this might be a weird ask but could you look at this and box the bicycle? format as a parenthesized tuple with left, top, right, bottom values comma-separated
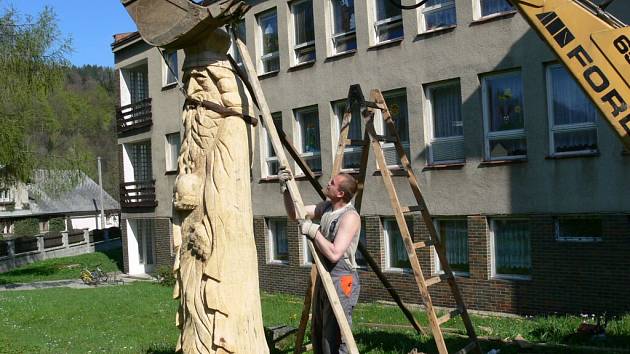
(80, 264, 109, 285)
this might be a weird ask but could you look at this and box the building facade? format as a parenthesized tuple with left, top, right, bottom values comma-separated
(112, 0, 630, 314)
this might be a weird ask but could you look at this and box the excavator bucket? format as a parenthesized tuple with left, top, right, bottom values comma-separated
(120, 0, 249, 49)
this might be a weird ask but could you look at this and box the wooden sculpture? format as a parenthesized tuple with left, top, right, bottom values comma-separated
(121, 1, 268, 353)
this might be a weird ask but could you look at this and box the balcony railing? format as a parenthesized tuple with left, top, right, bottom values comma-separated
(120, 180, 157, 209)
(116, 98, 152, 136)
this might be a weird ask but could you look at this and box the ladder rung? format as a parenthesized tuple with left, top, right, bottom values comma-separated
(364, 101, 381, 109)
(346, 139, 367, 146)
(374, 134, 398, 143)
(425, 273, 451, 287)
(437, 308, 461, 326)
(413, 240, 436, 249)
(401, 205, 423, 213)
(455, 341, 479, 354)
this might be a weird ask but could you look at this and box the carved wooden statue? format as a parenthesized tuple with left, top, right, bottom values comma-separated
(121, 1, 268, 353)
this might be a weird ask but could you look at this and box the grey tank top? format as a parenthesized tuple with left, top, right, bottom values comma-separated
(318, 201, 360, 271)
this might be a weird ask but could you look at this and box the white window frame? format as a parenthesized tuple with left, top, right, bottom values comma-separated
(261, 112, 282, 178)
(546, 64, 599, 157)
(267, 218, 289, 264)
(162, 50, 178, 87)
(481, 71, 527, 161)
(554, 216, 603, 242)
(165, 132, 180, 173)
(418, 0, 456, 33)
(472, 0, 515, 20)
(433, 218, 469, 276)
(489, 218, 531, 281)
(369, 0, 403, 45)
(383, 217, 412, 273)
(327, 0, 357, 56)
(257, 10, 280, 74)
(290, 0, 316, 66)
(294, 106, 321, 174)
(331, 100, 363, 172)
(425, 80, 464, 165)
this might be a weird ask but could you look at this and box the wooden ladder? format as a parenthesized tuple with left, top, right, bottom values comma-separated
(332, 84, 483, 354)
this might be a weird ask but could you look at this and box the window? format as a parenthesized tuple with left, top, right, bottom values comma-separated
(475, 0, 514, 19)
(425, 81, 464, 164)
(295, 106, 322, 173)
(0, 189, 12, 203)
(291, 0, 316, 64)
(434, 219, 468, 274)
(376, 89, 410, 166)
(332, 99, 363, 170)
(125, 65, 148, 104)
(257, 10, 280, 74)
(482, 71, 527, 160)
(302, 234, 314, 265)
(330, 0, 356, 54)
(162, 50, 178, 86)
(547, 65, 599, 156)
(229, 20, 246, 67)
(263, 113, 283, 177)
(372, 0, 403, 43)
(555, 217, 602, 242)
(355, 218, 368, 268)
(165, 133, 181, 172)
(267, 218, 289, 263)
(135, 219, 154, 265)
(127, 141, 152, 181)
(491, 219, 531, 278)
(383, 217, 412, 270)
(420, 0, 456, 32)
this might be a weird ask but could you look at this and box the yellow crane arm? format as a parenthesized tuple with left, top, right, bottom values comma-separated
(513, 0, 630, 149)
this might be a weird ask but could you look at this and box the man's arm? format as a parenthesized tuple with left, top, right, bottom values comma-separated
(307, 212, 360, 263)
(280, 167, 324, 221)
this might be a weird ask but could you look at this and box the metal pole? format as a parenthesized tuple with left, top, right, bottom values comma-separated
(97, 157, 105, 229)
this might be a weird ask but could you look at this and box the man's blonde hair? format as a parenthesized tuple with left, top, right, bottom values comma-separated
(337, 173, 358, 203)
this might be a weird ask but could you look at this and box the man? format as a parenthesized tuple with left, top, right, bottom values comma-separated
(279, 167, 361, 354)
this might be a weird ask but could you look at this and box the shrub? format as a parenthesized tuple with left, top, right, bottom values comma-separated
(48, 217, 66, 233)
(13, 218, 39, 237)
(156, 265, 175, 287)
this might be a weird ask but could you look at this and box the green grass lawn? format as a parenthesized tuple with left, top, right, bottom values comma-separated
(1, 253, 629, 353)
(0, 248, 123, 285)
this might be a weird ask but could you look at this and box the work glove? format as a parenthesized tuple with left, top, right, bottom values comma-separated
(278, 166, 293, 193)
(299, 219, 320, 241)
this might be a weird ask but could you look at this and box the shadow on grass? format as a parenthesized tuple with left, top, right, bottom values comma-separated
(101, 247, 124, 270)
(0, 264, 59, 285)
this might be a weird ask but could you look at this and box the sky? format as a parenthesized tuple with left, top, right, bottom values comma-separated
(3, 0, 138, 67)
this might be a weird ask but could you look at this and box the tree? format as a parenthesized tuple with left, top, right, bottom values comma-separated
(0, 6, 72, 182)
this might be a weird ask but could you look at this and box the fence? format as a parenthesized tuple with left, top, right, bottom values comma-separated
(0, 227, 122, 273)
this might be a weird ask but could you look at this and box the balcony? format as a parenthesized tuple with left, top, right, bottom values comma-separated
(120, 180, 157, 209)
(116, 98, 152, 137)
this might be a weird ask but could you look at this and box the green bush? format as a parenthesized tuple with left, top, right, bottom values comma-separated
(156, 265, 175, 287)
(13, 218, 39, 237)
(48, 217, 66, 233)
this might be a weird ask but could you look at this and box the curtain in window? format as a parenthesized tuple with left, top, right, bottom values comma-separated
(481, 0, 513, 17)
(266, 114, 282, 175)
(294, 1, 314, 45)
(494, 220, 531, 275)
(487, 74, 524, 132)
(129, 142, 152, 181)
(273, 220, 288, 260)
(424, 0, 456, 30)
(432, 84, 462, 138)
(165, 51, 178, 84)
(440, 220, 468, 272)
(333, 0, 355, 34)
(376, 0, 402, 20)
(167, 134, 180, 171)
(551, 66, 598, 126)
(129, 69, 148, 103)
(300, 110, 320, 154)
(136, 219, 154, 265)
(261, 14, 279, 54)
(386, 219, 411, 268)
